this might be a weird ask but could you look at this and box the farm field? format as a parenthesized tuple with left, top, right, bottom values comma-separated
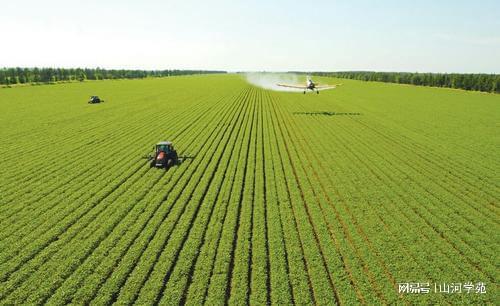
(0, 74, 498, 305)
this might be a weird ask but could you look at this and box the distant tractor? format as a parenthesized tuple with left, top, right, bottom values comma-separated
(148, 141, 179, 169)
(88, 96, 104, 104)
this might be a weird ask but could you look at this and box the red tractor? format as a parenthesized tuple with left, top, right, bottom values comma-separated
(148, 141, 178, 169)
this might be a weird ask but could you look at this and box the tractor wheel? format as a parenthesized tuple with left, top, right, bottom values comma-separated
(172, 152, 179, 165)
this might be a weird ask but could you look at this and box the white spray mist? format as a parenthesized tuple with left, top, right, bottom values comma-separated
(244, 72, 304, 92)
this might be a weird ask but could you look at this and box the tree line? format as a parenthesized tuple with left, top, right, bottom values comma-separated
(307, 71, 499, 93)
(0, 67, 226, 85)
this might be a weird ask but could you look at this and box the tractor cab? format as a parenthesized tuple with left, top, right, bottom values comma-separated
(149, 141, 178, 169)
(156, 141, 174, 154)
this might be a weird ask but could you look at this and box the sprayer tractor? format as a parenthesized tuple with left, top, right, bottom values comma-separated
(147, 141, 178, 169)
(88, 96, 104, 104)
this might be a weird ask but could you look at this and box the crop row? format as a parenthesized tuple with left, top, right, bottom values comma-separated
(0, 80, 246, 302)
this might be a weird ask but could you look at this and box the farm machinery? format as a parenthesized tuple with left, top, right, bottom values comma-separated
(88, 96, 104, 104)
(146, 141, 179, 169)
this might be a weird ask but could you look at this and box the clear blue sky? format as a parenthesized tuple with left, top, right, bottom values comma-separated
(1, 0, 499, 73)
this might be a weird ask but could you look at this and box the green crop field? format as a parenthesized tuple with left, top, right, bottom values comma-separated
(0, 74, 498, 305)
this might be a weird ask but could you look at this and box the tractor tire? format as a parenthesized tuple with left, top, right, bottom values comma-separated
(173, 153, 178, 164)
